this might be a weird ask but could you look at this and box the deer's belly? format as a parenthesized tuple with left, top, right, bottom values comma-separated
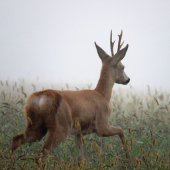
(70, 120, 97, 135)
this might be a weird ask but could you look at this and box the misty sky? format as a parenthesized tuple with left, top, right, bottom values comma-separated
(0, 1, 170, 92)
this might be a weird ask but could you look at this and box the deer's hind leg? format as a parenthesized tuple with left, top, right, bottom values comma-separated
(40, 101, 72, 160)
(11, 117, 47, 153)
(40, 127, 68, 160)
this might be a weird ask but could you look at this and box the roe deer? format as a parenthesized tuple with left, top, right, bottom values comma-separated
(11, 30, 130, 161)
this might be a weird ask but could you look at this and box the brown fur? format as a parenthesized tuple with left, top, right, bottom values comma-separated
(11, 31, 131, 161)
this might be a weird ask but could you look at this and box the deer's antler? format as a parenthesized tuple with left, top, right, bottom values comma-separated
(117, 30, 124, 52)
(110, 30, 124, 57)
(110, 30, 115, 57)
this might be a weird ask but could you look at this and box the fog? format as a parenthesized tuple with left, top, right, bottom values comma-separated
(1, 1, 170, 92)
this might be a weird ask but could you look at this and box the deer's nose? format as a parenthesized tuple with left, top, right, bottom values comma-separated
(126, 78, 130, 84)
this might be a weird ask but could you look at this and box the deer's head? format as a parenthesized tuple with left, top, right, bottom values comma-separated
(95, 30, 130, 85)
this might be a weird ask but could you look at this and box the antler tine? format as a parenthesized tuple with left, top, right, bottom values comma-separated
(110, 30, 115, 57)
(117, 30, 124, 52)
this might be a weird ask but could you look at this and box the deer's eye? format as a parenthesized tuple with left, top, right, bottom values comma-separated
(122, 66, 125, 70)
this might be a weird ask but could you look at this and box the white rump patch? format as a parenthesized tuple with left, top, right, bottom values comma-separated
(39, 97, 45, 107)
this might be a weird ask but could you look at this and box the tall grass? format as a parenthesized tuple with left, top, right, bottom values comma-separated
(0, 79, 170, 169)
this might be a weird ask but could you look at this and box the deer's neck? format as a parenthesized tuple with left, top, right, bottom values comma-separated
(94, 65, 115, 102)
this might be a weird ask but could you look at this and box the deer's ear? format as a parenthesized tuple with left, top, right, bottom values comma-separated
(111, 44, 129, 66)
(95, 42, 109, 62)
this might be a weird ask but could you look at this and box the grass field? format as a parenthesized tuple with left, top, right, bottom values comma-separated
(0, 79, 170, 169)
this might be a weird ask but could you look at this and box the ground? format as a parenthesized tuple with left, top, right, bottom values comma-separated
(0, 80, 170, 169)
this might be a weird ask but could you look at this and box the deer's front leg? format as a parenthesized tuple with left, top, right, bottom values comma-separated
(96, 125, 130, 159)
(75, 134, 84, 161)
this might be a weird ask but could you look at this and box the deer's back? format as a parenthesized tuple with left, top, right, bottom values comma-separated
(57, 89, 109, 114)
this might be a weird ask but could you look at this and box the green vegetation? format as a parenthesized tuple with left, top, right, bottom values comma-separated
(0, 80, 170, 169)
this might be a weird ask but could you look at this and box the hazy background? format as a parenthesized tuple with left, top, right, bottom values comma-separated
(0, 0, 170, 92)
